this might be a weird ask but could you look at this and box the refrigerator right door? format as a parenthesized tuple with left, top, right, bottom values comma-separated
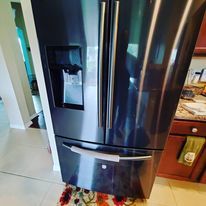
(106, 0, 206, 149)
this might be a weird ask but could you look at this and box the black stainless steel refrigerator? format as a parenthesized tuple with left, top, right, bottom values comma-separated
(31, 0, 206, 198)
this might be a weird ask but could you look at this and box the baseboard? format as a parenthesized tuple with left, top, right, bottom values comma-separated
(10, 120, 33, 129)
(30, 113, 39, 120)
(10, 124, 26, 129)
(25, 120, 33, 128)
(53, 163, 61, 172)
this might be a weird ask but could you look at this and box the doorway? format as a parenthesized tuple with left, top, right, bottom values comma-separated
(11, 2, 46, 129)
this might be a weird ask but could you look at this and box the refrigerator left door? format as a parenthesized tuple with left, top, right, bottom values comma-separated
(31, 0, 109, 143)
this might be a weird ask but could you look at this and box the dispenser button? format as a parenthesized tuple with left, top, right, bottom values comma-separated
(102, 164, 107, 169)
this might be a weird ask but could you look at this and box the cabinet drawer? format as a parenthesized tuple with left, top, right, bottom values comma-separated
(170, 120, 206, 136)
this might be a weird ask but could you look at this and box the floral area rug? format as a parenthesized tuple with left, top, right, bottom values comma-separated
(57, 184, 146, 206)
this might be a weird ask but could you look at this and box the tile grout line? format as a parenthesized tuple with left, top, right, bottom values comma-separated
(39, 182, 53, 206)
(167, 180, 179, 206)
(0, 170, 65, 186)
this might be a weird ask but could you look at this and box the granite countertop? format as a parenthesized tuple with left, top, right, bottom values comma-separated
(175, 95, 206, 122)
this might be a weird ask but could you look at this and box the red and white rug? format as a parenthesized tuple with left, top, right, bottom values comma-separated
(57, 184, 145, 206)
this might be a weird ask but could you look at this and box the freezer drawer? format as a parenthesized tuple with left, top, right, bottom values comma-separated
(56, 136, 162, 198)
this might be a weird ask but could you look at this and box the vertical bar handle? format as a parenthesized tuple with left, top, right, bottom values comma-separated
(107, 1, 120, 129)
(98, 2, 106, 127)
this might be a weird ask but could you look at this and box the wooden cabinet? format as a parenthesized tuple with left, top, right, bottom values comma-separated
(191, 146, 206, 182)
(157, 119, 206, 182)
(194, 12, 206, 55)
(200, 170, 206, 183)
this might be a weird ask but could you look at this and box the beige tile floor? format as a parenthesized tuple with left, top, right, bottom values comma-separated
(0, 100, 206, 205)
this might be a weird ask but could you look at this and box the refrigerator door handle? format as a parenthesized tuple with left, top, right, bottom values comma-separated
(107, 1, 120, 129)
(62, 144, 152, 162)
(119, 156, 152, 161)
(98, 2, 106, 127)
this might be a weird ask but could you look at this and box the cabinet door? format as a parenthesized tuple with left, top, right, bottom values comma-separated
(191, 146, 206, 182)
(200, 170, 206, 183)
(194, 12, 206, 55)
(158, 135, 201, 179)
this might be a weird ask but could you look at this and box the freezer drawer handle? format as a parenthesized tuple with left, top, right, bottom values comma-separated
(107, 1, 120, 129)
(98, 2, 106, 127)
(62, 144, 152, 162)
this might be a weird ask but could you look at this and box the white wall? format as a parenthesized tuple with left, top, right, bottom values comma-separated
(189, 57, 206, 71)
(21, 0, 60, 171)
(0, 0, 33, 129)
(185, 56, 206, 84)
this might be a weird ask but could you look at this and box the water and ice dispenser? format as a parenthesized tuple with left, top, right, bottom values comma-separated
(46, 46, 84, 110)
(63, 64, 83, 106)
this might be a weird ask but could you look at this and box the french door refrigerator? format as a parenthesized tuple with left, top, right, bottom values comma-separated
(31, 0, 206, 198)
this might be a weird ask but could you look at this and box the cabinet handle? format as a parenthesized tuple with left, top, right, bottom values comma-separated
(192, 127, 198, 133)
